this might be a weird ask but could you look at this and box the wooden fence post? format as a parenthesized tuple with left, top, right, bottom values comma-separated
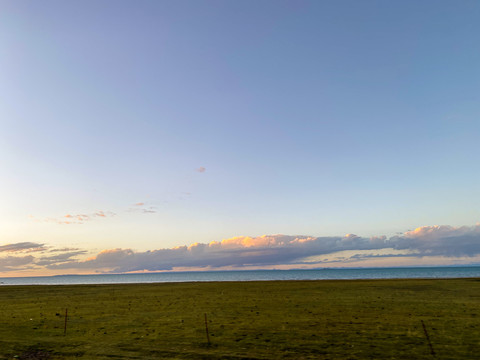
(421, 320, 435, 357)
(204, 313, 211, 345)
(64, 308, 68, 335)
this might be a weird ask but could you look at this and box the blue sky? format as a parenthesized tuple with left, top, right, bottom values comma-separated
(1, 1, 480, 275)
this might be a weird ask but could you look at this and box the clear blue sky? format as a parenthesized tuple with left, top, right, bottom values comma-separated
(1, 1, 479, 275)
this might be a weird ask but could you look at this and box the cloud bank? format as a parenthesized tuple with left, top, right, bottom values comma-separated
(2, 224, 480, 275)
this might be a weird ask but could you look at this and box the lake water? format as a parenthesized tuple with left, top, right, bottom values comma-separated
(1, 266, 480, 285)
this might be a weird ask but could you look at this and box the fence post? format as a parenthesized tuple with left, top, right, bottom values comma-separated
(421, 320, 435, 356)
(64, 308, 68, 335)
(204, 313, 211, 345)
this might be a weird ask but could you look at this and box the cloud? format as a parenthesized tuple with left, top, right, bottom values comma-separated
(49, 247, 81, 252)
(390, 225, 480, 257)
(43, 234, 376, 272)
(196, 167, 206, 173)
(31, 211, 115, 225)
(64, 214, 90, 221)
(0, 242, 46, 253)
(129, 202, 157, 214)
(36, 250, 88, 266)
(0, 256, 35, 271)
(142, 207, 157, 213)
(44, 224, 480, 273)
(4, 224, 480, 275)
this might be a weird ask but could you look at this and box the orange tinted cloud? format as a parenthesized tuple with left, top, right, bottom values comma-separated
(30, 210, 114, 225)
(404, 225, 474, 239)
(5, 223, 480, 275)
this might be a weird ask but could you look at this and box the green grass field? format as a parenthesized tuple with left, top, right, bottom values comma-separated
(0, 278, 479, 359)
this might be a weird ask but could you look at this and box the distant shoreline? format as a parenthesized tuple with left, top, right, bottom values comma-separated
(2, 266, 480, 286)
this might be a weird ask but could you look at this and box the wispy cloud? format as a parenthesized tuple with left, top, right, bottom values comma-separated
(196, 166, 206, 173)
(36, 250, 88, 266)
(49, 247, 81, 252)
(129, 202, 157, 214)
(0, 242, 46, 253)
(30, 211, 115, 225)
(141, 208, 157, 213)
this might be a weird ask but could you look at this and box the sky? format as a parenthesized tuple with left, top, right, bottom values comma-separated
(1, 0, 480, 276)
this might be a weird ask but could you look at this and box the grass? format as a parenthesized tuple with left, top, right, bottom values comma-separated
(0, 278, 479, 359)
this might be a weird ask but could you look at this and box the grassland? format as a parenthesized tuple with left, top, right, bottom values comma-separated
(0, 278, 479, 359)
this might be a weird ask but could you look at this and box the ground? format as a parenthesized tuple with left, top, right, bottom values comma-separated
(0, 278, 478, 359)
